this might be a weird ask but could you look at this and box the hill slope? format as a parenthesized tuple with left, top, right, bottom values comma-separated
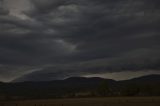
(0, 74, 160, 100)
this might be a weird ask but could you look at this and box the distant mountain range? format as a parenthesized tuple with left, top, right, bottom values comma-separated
(121, 74, 160, 83)
(0, 74, 160, 100)
(12, 74, 160, 84)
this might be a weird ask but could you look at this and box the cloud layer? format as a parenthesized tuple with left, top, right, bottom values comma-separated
(0, 0, 160, 82)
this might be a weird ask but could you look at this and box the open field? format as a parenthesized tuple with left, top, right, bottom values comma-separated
(0, 97, 160, 106)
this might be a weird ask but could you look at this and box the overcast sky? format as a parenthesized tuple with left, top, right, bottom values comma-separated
(0, 0, 160, 82)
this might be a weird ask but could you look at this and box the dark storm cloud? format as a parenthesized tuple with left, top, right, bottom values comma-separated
(0, 0, 160, 81)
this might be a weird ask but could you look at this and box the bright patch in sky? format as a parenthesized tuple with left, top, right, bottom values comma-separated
(83, 70, 160, 81)
(4, 0, 33, 20)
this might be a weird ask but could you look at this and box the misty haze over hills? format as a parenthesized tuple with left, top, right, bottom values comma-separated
(12, 70, 160, 82)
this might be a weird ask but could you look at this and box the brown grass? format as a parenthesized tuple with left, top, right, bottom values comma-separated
(1, 97, 160, 106)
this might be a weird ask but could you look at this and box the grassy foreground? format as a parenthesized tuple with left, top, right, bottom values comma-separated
(0, 97, 160, 106)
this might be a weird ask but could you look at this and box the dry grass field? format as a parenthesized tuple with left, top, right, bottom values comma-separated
(0, 97, 160, 106)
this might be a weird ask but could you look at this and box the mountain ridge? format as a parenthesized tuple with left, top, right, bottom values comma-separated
(0, 74, 160, 99)
(11, 74, 160, 83)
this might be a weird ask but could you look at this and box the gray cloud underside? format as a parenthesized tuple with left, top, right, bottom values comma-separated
(0, 0, 160, 82)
